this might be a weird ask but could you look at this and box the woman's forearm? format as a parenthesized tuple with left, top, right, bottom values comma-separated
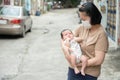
(87, 51, 105, 67)
(61, 39, 72, 66)
(62, 46, 71, 64)
(65, 54, 71, 64)
(77, 58, 101, 67)
(87, 58, 98, 66)
(74, 37, 83, 43)
(77, 51, 105, 67)
(61, 45, 73, 66)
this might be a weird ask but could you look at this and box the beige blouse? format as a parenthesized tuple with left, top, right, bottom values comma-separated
(74, 24, 109, 77)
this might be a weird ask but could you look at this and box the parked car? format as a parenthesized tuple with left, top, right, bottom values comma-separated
(52, 4, 62, 9)
(0, 5, 32, 37)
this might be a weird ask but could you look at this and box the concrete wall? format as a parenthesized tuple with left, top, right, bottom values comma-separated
(94, 0, 107, 28)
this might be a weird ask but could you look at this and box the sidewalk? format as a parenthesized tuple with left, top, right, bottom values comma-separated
(108, 37, 116, 49)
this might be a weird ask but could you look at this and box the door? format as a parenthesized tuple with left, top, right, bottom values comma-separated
(23, 8, 32, 31)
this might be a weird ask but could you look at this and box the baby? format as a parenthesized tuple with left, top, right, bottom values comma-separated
(61, 29, 88, 75)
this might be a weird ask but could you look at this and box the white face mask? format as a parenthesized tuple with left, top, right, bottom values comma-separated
(82, 20, 92, 29)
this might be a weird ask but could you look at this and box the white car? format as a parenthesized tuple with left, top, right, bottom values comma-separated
(0, 5, 32, 37)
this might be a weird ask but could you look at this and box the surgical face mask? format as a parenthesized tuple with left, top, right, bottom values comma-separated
(82, 20, 92, 29)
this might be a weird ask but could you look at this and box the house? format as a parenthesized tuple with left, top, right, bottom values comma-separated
(0, 0, 48, 15)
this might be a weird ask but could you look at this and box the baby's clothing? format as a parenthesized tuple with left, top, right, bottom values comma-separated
(64, 39, 82, 63)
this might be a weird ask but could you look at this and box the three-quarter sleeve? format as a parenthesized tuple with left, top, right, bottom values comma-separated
(95, 31, 109, 53)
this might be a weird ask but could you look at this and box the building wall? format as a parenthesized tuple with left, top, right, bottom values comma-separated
(95, 0, 120, 48)
(94, 0, 107, 28)
(31, 0, 48, 15)
(1, 0, 25, 6)
(0, 0, 47, 15)
(0, 0, 3, 5)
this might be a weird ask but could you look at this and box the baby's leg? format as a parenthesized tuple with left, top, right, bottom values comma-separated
(70, 54, 80, 74)
(80, 55, 88, 76)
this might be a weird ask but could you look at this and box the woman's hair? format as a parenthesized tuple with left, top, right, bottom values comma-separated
(79, 2, 102, 25)
(60, 29, 72, 39)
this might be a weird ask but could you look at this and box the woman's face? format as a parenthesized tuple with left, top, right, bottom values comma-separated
(79, 12, 90, 21)
(79, 12, 92, 29)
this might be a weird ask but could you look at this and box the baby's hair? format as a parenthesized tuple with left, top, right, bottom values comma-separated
(60, 29, 73, 39)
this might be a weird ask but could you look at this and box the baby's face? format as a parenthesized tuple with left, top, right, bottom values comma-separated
(62, 30, 74, 40)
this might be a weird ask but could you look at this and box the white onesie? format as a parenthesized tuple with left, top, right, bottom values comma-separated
(70, 39, 82, 63)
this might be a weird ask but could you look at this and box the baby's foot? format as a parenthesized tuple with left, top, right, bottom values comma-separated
(74, 67, 80, 74)
(81, 70, 85, 76)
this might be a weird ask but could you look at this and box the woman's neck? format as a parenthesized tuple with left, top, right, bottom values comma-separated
(89, 24, 101, 32)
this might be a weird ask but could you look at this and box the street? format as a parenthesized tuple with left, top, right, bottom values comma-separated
(0, 8, 120, 80)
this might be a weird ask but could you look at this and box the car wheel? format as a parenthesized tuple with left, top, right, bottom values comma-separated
(28, 21, 32, 32)
(20, 27, 25, 37)
(28, 27, 32, 32)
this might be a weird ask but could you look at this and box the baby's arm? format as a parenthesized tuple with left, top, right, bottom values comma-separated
(64, 39, 73, 53)
(64, 38, 71, 47)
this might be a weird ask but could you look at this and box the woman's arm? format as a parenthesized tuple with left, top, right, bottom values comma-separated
(87, 31, 108, 66)
(77, 31, 108, 67)
(87, 50, 105, 66)
(77, 51, 106, 67)
(74, 37, 83, 43)
(61, 39, 71, 65)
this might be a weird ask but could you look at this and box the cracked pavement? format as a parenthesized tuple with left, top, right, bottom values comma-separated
(0, 8, 120, 80)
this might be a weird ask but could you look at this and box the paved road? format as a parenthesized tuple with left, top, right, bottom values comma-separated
(0, 8, 120, 80)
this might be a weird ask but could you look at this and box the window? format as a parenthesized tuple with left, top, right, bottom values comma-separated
(4, 0, 10, 5)
(0, 7, 20, 17)
(0, 0, 3, 5)
(23, 8, 28, 16)
(14, 0, 20, 6)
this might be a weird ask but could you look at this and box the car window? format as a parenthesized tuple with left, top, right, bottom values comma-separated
(0, 7, 2, 11)
(23, 8, 28, 16)
(0, 6, 20, 16)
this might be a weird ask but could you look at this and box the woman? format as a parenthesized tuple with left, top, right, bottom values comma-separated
(61, 2, 109, 80)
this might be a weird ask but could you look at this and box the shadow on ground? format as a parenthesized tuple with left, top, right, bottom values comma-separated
(0, 35, 20, 39)
(108, 48, 120, 72)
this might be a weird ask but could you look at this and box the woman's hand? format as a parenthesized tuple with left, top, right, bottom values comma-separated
(61, 39, 72, 66)
(61, 39, 67, 50)
(60, 39, 69, 55)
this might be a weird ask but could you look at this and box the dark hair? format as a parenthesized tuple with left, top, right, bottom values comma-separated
(60, 29, 72, 39)
(79, 2, 102, 25)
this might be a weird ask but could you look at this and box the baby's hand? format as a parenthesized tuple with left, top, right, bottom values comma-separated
(68, 48, 73, 53)
(64, 38, 70, 47)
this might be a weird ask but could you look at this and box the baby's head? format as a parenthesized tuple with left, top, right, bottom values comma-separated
(61, 29, 74, 40)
